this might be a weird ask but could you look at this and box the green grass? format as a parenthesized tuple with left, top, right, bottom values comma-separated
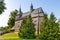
(1, 32, 19, 40)
(0, 31, 39, 40)
(1, 32, 60, 40)
(0, 32, 40, 40)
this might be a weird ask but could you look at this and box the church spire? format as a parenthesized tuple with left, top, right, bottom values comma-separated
(19, 6, 23, 18)
(30, 3, 33, 12)
(19, 6, 22, 13)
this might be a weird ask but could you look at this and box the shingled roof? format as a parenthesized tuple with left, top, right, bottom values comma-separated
(15, 7, 44, 21)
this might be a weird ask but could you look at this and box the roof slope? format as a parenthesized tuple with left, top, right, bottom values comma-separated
(15, 7, 44, 21)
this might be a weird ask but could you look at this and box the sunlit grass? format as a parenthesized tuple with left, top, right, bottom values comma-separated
(1, 32, 60, 40)
(1, 32, 19, 39)
(0, 32, 40, 40)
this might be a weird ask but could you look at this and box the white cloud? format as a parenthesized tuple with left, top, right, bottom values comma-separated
(0, 0, 11, 27)
(0, 0, 20, 27)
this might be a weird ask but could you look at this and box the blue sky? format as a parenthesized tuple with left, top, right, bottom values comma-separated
(0, 0, 60, 27)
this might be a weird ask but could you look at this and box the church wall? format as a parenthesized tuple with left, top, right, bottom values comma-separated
(14, 6, 44, 32)
(32, 17, 39, 33)
(39, 16, 44, 33)
(14, 16, 44, 32)
(14, 20, 22, 32)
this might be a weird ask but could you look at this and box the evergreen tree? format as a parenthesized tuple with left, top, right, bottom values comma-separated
(40, 13, 59, 40)
(48, 12, 59, 40)
(40, 14, 49, 40)
(18, 15, 35, 39)
(0, 0, 6, 14)
(57, 19, 60, 32)
(57, 19, 60, 40)
(8, 9, 18, 28)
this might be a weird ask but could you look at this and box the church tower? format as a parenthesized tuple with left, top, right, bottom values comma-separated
(30, 3, 33, 12)
(19, 6, 23, 18)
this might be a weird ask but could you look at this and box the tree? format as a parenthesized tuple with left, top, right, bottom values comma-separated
(48, 13, 59, 40)
(57, 19, 60, 40)
(18, 15, 35, 39)
(0, 27, 4, 31)
(8, 9, 18, 28)
(0, 26, 10, 35)
(3, 26, 10, 33)
(40, 13, 59, 40)
(57, 19, 60, 32)
(0, 0, 6, 14)
(40, 14, 49, 40)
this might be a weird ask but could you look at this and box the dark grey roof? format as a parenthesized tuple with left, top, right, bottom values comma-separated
(15, 12, 30, 21)
(22, 12, 30, 17)
(15, 7, 44, 21)
(31, 7, 44, 17)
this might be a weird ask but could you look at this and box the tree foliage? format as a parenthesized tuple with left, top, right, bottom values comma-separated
(8, 9, 18, 28)
(57, 19, 60, 32)
(48, 13, 59, 40)
(40, 13, 59, 40)
(40, 14, 48, 40)
(0, 0, 6, 14)
(0, 26, 10, 34)
(0, 27, 4, 31)
(18, 15, 35, 39)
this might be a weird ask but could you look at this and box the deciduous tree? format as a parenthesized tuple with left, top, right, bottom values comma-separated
(0, 0, 6, 14)
(8, 9, 18, 28)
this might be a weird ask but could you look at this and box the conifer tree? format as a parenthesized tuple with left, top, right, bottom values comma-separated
(40, 14, 49, 40)
(57, 19, 60, 32)
(18, 15, 35, 39)
(48, 12, 59, 40)
(40, 13, 59, 40)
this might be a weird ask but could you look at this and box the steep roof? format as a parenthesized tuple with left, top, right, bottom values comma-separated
(15, 7, 44, 21)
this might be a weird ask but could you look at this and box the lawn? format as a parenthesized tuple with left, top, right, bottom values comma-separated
(1, 32, 19, 40)
(1, 32, 60, 40)
(0, 32, 40, 40)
